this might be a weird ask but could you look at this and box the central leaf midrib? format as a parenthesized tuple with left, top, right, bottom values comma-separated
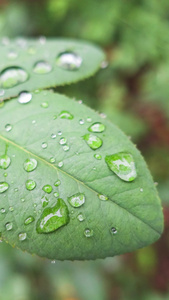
(0, 134, 161, 236)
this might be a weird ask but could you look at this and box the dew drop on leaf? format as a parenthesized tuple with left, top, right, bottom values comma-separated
(58, 161, 63, 168)
(54, 192, 59, 198)
(56, 51, 82, 71)
(5, 124, 12, 132)
(68, 193, 85, 208)
(41, 142, 48, 149)
(77, 213, 84, 222)
(49, 157, 55, 163)
(84, 228, 93, 238)
(0, 208, 5, 214)
(36, 198, 70, 233)
(59, 137, 67, 145)
(98, 194, 108, 201)
(88, 122, 105, 133)
(9, 206, 14, 212)
(105, 152, 137, 182)
(58, 131, 62, 136)
(3, 172, 8, 177)
(0, 182, 9, 193)
(110, 227, 117, 234)
(42, 185, 53, 194)
(33, 61, 52, 74)
(0, 67, 29, 88)
(94, 153, 102, 160)
(25, 179, 36, 191)
(18, 232, 27, 241)
(51, 133, 56, 139)
(41, 196, 49, 208)
(7, 50, 18, 60)
(41, 102, 49, 108)
(24, 216, 35, 225)
(83, 134, 103, 150)
(18, 91, 32, 104)
(63, 145, 69, 152)
(54, 180, 61, 187)
(5, 222, 13, 231)
(24, 158, 37, 172)
(79, 119, 84, 125)
(59, 111, 74, 120)
(0, 154, 11, 170)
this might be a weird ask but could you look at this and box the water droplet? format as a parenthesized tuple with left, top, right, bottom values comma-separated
(78, 100, 83, 104)
(42, 184, 52, 194)
(18, 91, 32, 104)
(77, 213, 84, 222)
(87, 117, 92, 123)
(105, 152, 137, 182)
(3, 172, 8, 177)
(8, 50, 18, 60)
(110, 227, 117, 234)
(59, 111, 74, 120)
(21, 198, 25, 202)
(18, 232, 27, 241)
(140, 188, 143, 192)
(100, 61, 108, 69)
(58, 161, 63, 168)
(41, 196, 49, 208)
(5, 222, 13, 231)
(0, 67, 29, 89)
(88, 122, 105, 133)
(84, 228, 93, 238)
(94, 154, 102, 160)
(59, 137, 67, 145)
(54, 192, 59, 198)
(0, 182, 9, 193)
(25, 180, 36, 191)
(9, 206, 14, 212)
(33, 61, 52, 74)
(98, 194, 108, 201)
(51, 133, 56, 139)
(51, 260, 56, 264)
(24, 216, 35, 225)
(0, 154, 11, 169)
(32, 120, 36, 124)
(63, 145, 69, 152)
(0, 208, 6, 214)
(54, 180, 61, 187)
(50, 157, 55, 163)
(58, 131, 62, 136)
(24, 158, 37, 172)
(41, 142, 48, 149)
(36, 198, 70, 233)
(79, 119, 84, 125)
(5, 124, 12, 132)
(56, 51, 82, 70)
(68, 193, 85, 208)
(14, 188, 18, 192)
(83, 134, 103, 150)
(41, 102, 49, 108)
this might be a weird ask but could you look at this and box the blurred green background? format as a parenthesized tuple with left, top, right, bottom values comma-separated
(0, 0, 169, 299)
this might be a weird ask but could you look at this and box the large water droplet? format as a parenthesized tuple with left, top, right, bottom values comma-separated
(18, 91, 32, 104)
(84, 228, 93, 238)
(33, 61, 52, 74)
(25, 180, 36, 191)
(5, 124, 12, 132)
(24, 158, 37, 172)
(105, 152, 137, 182)
(41, 196, 49, 208)
(0, 154, 11, 170)
(24, 216, 35, 225)
(0, 67, 29, 88)
(0, 182, 9, 193)
(83, 134, 103, 150)
(42, 184, 52, 194)
(56, 52, 82, 71)
(18, 232, 27, 241)
(5, 222, 13, 231)
(59, 111, 74, 120)
(88, 122, 105, 133)
(68, 193, 85, 208)
(36, 198, 69, 233)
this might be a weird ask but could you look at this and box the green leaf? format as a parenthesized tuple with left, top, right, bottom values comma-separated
(0, 38, 104, 101)
(0, 90, 163, 260)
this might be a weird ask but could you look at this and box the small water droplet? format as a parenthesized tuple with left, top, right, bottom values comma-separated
(41, 142, 48, 149)
(140, 188, 143, 192)
(77, 213, 84, 222)
(41, 196, 49, 208)
(50, 157, 55, 163)
(110, 227, 117, 234)
(54, 180, 61, 187)
(100, 61, 108, 69)
(39, 36, 46, 45)
(59, 111, 74, 120)
(18, 232, 27, 241)
(36, 198, 70, 233)
(32, 120, 36, 124)
(98, 194, 108, 201)
(59, 137, 67, 145)
(51, 260, 56, 264)
(68, 193, 85, 208)
(5, 222, 13, 231)
(24, 216, 35, 225)
(3, 172, 8, 177)
(83, 134, 103, 150)
(54, 192, 59, 198)
(9, 206, 14, 212)
(94, 154, 102, 160)
(56, 51, 82, 70)
(63, 145, 69, 152)
(51, 133, 56, 139)
(42, 184, 52, 194)
(87, 117, 92, 123)
(58, 161, 63, 168)
(88, 122, 105, 133)
(18, 91, 32, 104)
(33, 61, 52, 74)
(79, 119, 84, 125)
(58, 131, 62, 136)
(84, 228, 93, 238)
(41, 102, 49, 108)
(0, 89, 5, 96)
(78, 100, 83, 104)
(0, 208, 6, 214)
(0, 154, 11, 169)
(25, 180, 36, 191)
(24, 158, 37, 172)
(5, 124, 12, 132)
(21, 198, 25, 202)
(8, 50, 18, 60)
(0, 182, 9, 193)
(14, 188, 18, 192)
(105, 152, 137, 182)
(0, 67, 29, 89)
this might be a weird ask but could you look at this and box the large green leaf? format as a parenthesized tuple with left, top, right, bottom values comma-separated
(0, 38, 104, 101)
(0, 90, 163, 260)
